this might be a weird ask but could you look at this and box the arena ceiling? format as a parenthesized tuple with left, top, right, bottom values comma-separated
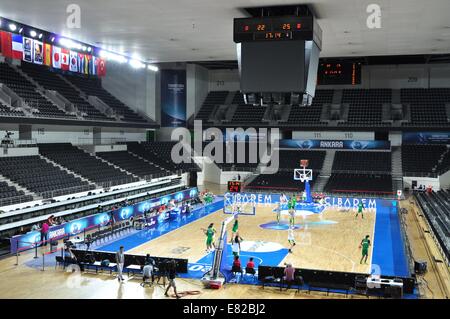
(0, 0, 449, 63)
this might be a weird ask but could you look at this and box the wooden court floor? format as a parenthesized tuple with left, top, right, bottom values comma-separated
(128, 204, 375, 274)
(0, 192, 448, 299)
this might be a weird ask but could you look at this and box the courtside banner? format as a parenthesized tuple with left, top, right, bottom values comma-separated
(10, 188, 198, 253)
(161, 69, 186, 127)
(279, 139, 391, 150)
(223, 192, 392, 210)
(402, 132, 450, 144)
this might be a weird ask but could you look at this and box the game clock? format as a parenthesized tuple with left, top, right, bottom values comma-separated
(227, 181, 242, 193)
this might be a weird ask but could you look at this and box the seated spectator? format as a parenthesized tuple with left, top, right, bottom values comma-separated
(47, 215, 56, 225)
(283, 263, 295, 290)
(31, 223, 40, 231)
(246, 257, 255, 270)
(232, 255, 241, 269)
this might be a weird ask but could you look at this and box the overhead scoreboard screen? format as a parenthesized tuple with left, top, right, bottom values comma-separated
(318, 62, 362, 85)
(234, 16, 315, 43)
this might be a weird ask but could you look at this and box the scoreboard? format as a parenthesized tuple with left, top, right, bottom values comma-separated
(317, 62, 362, 85)
(234, 16, 317, 44)
(227, 181, 242, 193)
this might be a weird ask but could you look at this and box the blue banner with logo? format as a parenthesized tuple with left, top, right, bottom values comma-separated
(402, 132, 450, 144)
(161, 69, 186, 127)
(279, 139, 390, 150)
(10, 188, 198, 253)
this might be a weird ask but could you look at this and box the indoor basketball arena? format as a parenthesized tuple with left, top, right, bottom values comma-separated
(0, 0, 449, 306)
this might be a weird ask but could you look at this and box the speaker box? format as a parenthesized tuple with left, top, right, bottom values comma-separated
(414, 260, 427, 275)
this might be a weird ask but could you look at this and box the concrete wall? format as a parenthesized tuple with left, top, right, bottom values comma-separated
(187, 64, 209, 119)
(102, 61, 157, 120)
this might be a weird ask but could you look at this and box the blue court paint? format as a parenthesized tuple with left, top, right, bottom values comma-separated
(196, 245, 289, 268)
(96, 199, 224, 253)
(371, 200, 410, 277)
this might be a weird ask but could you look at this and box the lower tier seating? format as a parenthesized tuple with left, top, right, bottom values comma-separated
(38, 143, 139, 186)
(96, 151, 168, 179)
(247, 171, 319, 192)
(0, 156, 94, 198)
(324, 173, 393, 194)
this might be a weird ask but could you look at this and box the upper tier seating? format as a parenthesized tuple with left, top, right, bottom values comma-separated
(127, 142, 200, 173)
(0, 181, 33, 205)
(276, 150, 326, 170)
(0, 156, 94, 198)
(63, 74, 151, 123)
(0, 63, 75, 119)
(415, 191, 450, 262)
(213, 141, 261, 171)
(38, 143, 138, 186)
(339, 89, 391, 126)
(96, 151, 168, 179)
(401, 88, 450, 126)
(311, 89, 334, 106)
(285, 106, 324, 125)
(332, 151, 392, 173)
(231, 105, 267, 124)
(20, 63, 112, 121)
(195, 91, 229, 121)
(324, 173, 393, 194)
(402, 144, 450, 176)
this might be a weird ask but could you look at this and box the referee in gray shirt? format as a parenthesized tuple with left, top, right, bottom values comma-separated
(116, 246, 125, 282)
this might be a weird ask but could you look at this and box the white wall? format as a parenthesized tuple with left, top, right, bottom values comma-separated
(209, 69, 240, 91)
(403, 176, 440, 191)
(102, 61, 157, 120)
(207, 63, 450, 91)
(187, 64, 209, 119)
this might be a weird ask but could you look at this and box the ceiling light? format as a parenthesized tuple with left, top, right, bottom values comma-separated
(51, 36, 55, 42)
(147, 64, 159, 72)
(129, 59, 145, 69)
(8, 23, 17, 31)
(87, 47, 92, 52)
(99, 50, 127, 63)
(18, 28, 23, 33)
(38, 33, 43, 39)
(30, 30, 37, 37)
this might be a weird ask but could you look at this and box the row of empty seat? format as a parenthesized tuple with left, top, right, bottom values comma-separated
(0, 156, 94, 198)
(415, 191, 450, 262)
(0, 62, 155, 125)
(38, 143, 138, 186)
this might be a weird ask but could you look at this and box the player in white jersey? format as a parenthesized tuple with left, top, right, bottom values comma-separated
(288, 226, 296, 253)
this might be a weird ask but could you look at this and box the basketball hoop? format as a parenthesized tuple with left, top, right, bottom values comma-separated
(294, 159, 313, 182)
(300, 159, 309, 168)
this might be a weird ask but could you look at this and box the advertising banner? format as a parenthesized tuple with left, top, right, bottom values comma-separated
(402, 132, 450, 144)
(279, 139, 391, 150)
(10, 188, 198, 253)
(161, 69, 186, 127)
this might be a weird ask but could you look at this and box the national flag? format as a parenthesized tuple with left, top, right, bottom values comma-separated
(77, 53, 85, 73)
(0, 31, 12, 58)
(52, 46, 61, 69)
(44, 43, 52, 66)
(69, 51, 78, 72)
(91, 56, 97, 75)
(22, 37, 33, 62)
(97, 57, 106, 77)
(33, 40, 43, 65)
(61, 48, 69, 70)
(11, 34, 24, 60)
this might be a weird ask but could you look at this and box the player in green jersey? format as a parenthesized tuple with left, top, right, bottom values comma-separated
(202, 223, 216, 253)
(355, 202, 365, 219)
(359, 235, 371, 264)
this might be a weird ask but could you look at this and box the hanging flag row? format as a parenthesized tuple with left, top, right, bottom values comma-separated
(0, 30, 106, 76)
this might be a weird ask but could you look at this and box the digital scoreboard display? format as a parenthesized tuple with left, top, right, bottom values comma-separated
(317, 62, 362, 85)
(227, 181, 242, 193)
(234, 16, 314, 42)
